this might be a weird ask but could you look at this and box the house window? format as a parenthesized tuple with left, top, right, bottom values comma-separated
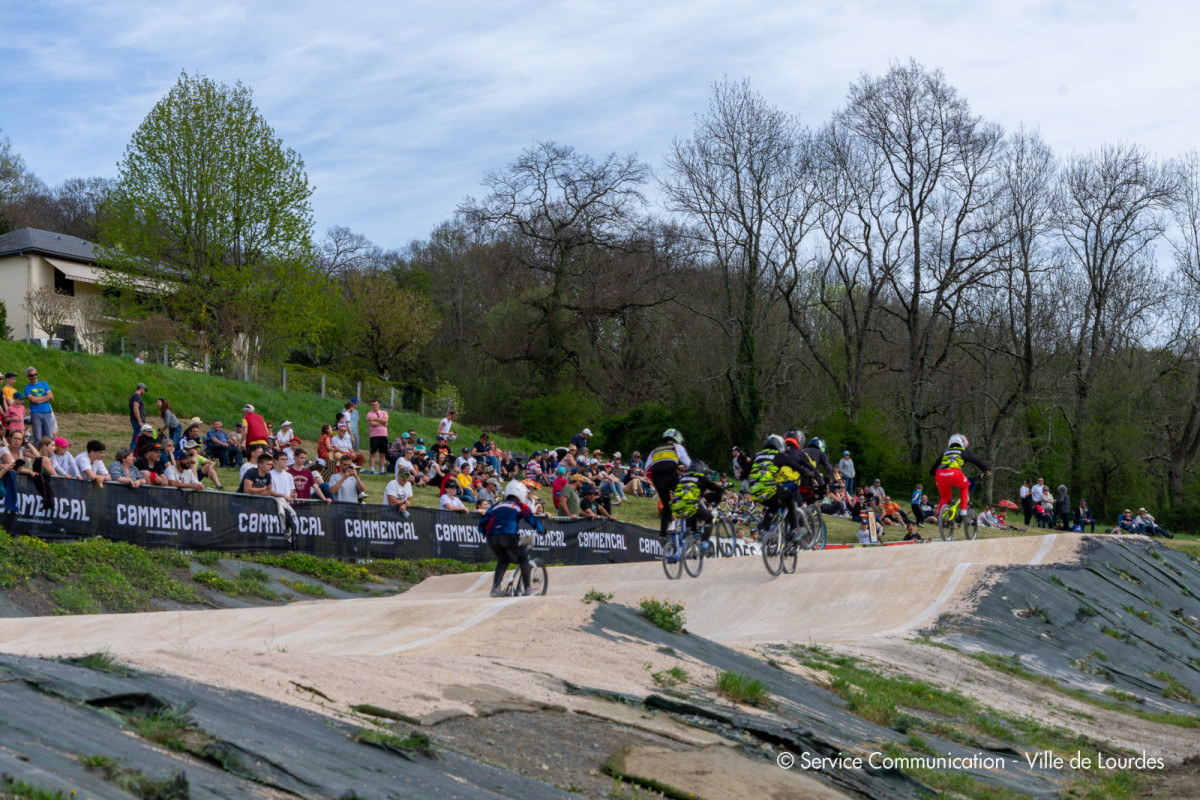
(54, 269, 75, 297)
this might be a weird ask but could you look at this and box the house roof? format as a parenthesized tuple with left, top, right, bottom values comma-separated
(0, 228, 97, 263)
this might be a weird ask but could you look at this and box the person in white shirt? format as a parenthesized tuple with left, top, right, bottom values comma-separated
(164, 452, 205, 490)
(74, 440, 110, 486)
(276, 420, 297, 465)
(455, 448, 476, 472)
(384, 472, 413, 516)
(269, 452, 297, 500)
(394, 450, 415, 482)
(51, 436, 82, 479)
(438, 410, 458, 441)
(439, 481, 467, 512)
(330, 423, 363, 466)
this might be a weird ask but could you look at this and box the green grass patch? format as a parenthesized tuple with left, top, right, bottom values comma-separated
(967, 652, 1063, 690)
(246, 552, 370, 591)
(638, 597, 685, 633)
(353, 728, 437, 759)
(650, 666, 689, 690)
(715, 671, 769, 706)
(286, 580, 330, 597)
(0, 776, 75, 800)
(236, 565, 270, 582)
(1149, 671, 1198, 702)
(195, 550, 222, 568)
(583, 588, 614, 604)
(192, 569, 280, 601)
(79, 754, 188, 799)
(59, 650, 135, 676)
(360, 557, 492, 584)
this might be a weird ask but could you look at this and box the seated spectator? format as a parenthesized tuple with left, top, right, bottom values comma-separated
(917, 494, 935, 525)
(1118, 509, 1141, 534)
(439, 482, 467, 512)
(74, 440, 110, 486)
(559, 445, 578, 472)
(598, 461, 627, 504)
(978, 506, 1001, 527)
(205, 420, 241, 468)
(455, 447, 476, 473)
(165, 450, 206, 491)
(431, 435, 451, 459)
(1074, 498, 1096, 533)
(902, 521, 924, 541)
(135, 424, 159, 458)
(407, 449, 431, 486)
(879, 495, 911, 527)
(316, 423, 334, 466)
(51, 437, 82, 479)
(109, 448, 147, 488)
(1033, 502, 1055, 528)
(477, 477, 498, 505)
(847, 487, 869, 520)
(276, 420, 298, 464)
(525, 451, 545, 484)
(330, 423, 364, 466)
(426, 451, 447, 483)
(135, 444, 167, 485)
(228, 422, 247, 460)
(580, 484, 613, 519)
(329, 455, 367, 503)
(529, 491, 547, 517)
(556, 474, 583, 518)
(821, 482, 851, 518)
(500, 450, 519, 479)
(868, 479, 885, 500)
(183, 440, 224, 490)
(384, 470, 413, 516)
(241, 453, 277, 496)
(1134, 507, 1173, 538)
(386, 432, 409, 473)
(624, 462, 653, 498)
(161, 438, 179, 471)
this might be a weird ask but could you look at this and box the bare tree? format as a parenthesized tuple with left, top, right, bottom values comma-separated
(316, 225, 375, 278)
(662, 78, 819, 445)
(836, 59, 1008, 463)
(22, 286, 76, 340)
(73, 294, 111, 351)
(1058, 142, 1177, 488)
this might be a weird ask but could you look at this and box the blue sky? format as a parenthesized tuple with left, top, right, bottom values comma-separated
(3, 0, 1197, 250)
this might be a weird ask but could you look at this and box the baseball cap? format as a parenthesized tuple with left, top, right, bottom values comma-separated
(570, 474, 585, 483)
(141, 423, 155, 432)
(731, 445, 740, 452)
(874, 478, 882, 484)
(243, 404, 255, 412)
(3, 372, 15, 378)
(583, 484, 599, 494)
(557, 466, 567, 475)
(182, 440, 198, 450)
(613, 451, 621, 458)
(401, 432, 410, 438)
(582, 428, 592, 436)
(350, 396, 359, 403)
(843, 450, 850, 455)
(53, 436, 70, 448)
(135, 382, 147, 390)
(416, 437, 424, 444)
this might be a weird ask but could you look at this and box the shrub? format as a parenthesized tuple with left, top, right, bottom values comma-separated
(715, 670, 770, 706)
(639, 597, 686, 633)
(583, 588, 614, 604)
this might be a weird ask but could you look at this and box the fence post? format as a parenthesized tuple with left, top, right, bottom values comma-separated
(121, 337, 125, 356)
(390, 386, 395, 409)
(282, 368, 287, 393)
(356, 381, 362, 402)
(162, 346, 168, 365)
(244, 361, 249, 382)
(204, 353, 209, 373)
(321, 374, 326, 398)
(420, 396, 425, 417)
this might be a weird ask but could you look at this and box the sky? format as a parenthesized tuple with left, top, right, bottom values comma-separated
(3, 0, 1198, 251)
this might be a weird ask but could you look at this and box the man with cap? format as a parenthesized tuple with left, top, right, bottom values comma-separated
(838, 450, 856, 494)
(75, 440, 110, 486)
(129, 382, 148, 451)
(241, 404, 269, 450)
(51, 436, 82, 479)
(868, 477, 885, 500)
(570, 428, 592, 450)
(165, 446, 206, 491)
(385, 470, 413, 516)
(556, 473, 584, 518)
(580, 482, 613, 520)
(135, 442, 168, 484)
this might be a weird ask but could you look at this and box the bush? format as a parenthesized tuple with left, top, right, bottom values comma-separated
(583, 588, 614, 604)
(639, 597, 686, 633)
(715, 670, 770, 706)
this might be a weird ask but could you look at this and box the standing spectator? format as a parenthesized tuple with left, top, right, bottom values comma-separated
(241, 404, 270, 450)
(330, 455, 366, 502)
(51, 437, 82, 479)
(438, 409, 458, 441)
(4, 393, 25, 433)
(1134, 507, 1174, 538)
(1, 372, 17, 409)
(570, 427, 592, 450)
(75, 440, 110, 486)
(289, 448, 330, 503)
(228, 422, 246, 462)
(910, 483, 925, 524)
(134, 351, 147, 364)
(365, 399, 389, 474)
(1074, 498, 1096, 533)
(24, 367, 54, 442)
(1019, 478, 1033, 526)
(347, 398, 361, 451)
(157, 398, 182, 449)
(205, 420, 239, 467)
(838, 450, 856, 494)
(1055, 485, 1072, 531)
(1030, 478, 1046, 519)
(385, 471, 413, 516)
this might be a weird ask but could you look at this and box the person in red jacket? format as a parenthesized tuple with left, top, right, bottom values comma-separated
(241, 404, 270, 450)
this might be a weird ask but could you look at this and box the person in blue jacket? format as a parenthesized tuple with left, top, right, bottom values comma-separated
(479, 479, 545, 597)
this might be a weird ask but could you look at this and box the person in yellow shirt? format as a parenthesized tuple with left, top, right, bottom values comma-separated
(1, 372, 17, 411)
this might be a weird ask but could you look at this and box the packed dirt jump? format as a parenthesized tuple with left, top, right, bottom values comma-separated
(3, 533, 1199, 799)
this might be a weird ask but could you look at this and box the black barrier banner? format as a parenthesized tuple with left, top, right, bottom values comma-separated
(2, 476, 668, 566)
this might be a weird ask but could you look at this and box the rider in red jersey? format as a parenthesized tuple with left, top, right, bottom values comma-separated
(928, 434, 990, 518)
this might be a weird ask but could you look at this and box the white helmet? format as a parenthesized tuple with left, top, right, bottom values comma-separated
(948, 433, 969, 449)
(504, 479, 529, 505)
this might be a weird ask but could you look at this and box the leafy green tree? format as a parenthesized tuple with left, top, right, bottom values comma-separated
(98, 71, 318, 370)
(342, 269, 440, 378)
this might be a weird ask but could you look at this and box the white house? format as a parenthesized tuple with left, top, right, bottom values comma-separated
(0, 227, 110, 346)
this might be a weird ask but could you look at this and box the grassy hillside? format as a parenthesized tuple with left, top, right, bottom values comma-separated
(0, 340, 542, 452)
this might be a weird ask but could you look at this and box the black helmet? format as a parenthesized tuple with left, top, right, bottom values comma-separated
(807, 437, 826, 453)
(763, 434, 784, 450)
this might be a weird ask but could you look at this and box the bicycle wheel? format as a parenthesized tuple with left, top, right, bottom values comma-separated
(528, 558, 548, 595)
(963, 514, 978, 541)
(682, 535, 703, 578)
(712, 518, 735, 558)
(760, 523, 784, 576)
(780, 535, 799, 574)
(938, 510, 956, 541)
(800, 507, 827, 551)
(661, 535, 683, 580)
